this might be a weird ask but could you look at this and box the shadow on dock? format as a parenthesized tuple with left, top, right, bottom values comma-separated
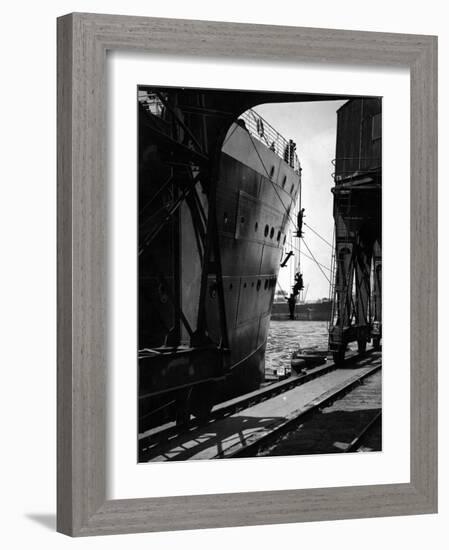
(257, 407, 382, 457)
(140, 414, 284, 462)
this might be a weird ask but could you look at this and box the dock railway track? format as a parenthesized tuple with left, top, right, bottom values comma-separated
(139, 349, 381, 462)
(344, 409, 382, 453)
(253, 369, 381, 458)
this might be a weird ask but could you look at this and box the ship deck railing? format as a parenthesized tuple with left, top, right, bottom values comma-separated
(240, 109, 301, 174)
(137, 92, 301, 174)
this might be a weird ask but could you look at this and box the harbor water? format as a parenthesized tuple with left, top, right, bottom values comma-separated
(265, 320, 329, 379)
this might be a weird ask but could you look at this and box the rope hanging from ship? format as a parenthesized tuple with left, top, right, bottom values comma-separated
(243, 120, 332, 296)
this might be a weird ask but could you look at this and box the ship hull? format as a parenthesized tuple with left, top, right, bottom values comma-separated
(139, 115, 300, 430)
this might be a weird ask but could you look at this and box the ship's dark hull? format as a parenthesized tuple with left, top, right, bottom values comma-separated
(139, 117, 299, 430)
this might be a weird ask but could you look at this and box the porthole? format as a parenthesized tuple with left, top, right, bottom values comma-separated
(283, 235, 287, 245)
(158, 283, 168, 304)
(264, 224, 269, 237)
(223, 212, 228, 224)
(251, 282, 255, 288)
(254, 222, 258, 232)
(240, 216, 245, 224)
(209, 284, 217, 299)
(290, 183, 295, 194)
(243, 282, 247, 288)
(264, 280, 269, 290)
(270, 227, 274, 239)
(269, 166, 275, 179)
(277, 231, 281, 242)
(256, 280, 261, 291)
(282, 175, 287, 188)
(229, 283, 233, 290)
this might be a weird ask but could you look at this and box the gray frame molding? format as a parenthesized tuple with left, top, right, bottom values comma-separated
(57, 12, 438, 536)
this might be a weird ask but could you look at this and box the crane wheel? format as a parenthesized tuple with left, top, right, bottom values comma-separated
(357, 338, 367, 354)
(333, 349, 345, 366)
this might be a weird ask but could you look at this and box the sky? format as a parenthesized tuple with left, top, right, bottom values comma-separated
(255, 100, 347, 301)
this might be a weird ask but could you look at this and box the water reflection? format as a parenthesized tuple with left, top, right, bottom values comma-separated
(265, 320, 329, 378)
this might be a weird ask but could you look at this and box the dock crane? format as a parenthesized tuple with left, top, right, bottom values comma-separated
(328, 98, 382, 364)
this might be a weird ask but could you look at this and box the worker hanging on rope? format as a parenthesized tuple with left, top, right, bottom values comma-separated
(286, 272, 304, 320)
(286, 293, 297, 320)
(296, 208, 305, 238)
(293, 271, 304, 296)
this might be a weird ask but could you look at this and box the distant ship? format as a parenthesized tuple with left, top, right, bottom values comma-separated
(138, 90, 301, 429)
(271, 299, 333, 321)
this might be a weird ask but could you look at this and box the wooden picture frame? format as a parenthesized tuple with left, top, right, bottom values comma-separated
(57, 12, 438, 536)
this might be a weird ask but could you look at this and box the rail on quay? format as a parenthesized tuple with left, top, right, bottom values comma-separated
(139, 348, 382, 462)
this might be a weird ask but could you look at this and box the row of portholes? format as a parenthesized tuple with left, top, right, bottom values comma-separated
(210, 277, 276, 298)
(268, 169, 295, 195)
(231, 277, 277, 292)
(282, 175, 295, 195)
(224, 211, 287, 245)
(262, 223, 287, 245)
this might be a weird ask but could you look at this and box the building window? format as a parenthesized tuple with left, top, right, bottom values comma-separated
(372, 113, 381, 141)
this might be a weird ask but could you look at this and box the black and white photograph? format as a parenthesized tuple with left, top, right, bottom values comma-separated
(0, 0, 442, 544)
(137, 87, 382, 462)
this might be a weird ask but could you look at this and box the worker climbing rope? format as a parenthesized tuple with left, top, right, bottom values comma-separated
(244, 127, 332, 294)
(286, 293, 297, 320)
(296, 207, 305, 237)
(293, 272, 304, 295)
